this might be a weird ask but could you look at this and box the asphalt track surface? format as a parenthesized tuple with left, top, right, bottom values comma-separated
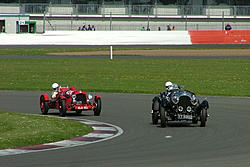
(0, 91, 249, 167)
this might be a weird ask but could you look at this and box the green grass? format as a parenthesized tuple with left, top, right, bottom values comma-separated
(0, 111, 93, 150)
(0, 47, 250, 56)
(0, 58, 249, 96)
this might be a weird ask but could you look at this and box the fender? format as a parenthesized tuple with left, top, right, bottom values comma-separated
(196, 100, 209, 114)
(40, 94, 50, 101)
(94, 95, 101, 102)
(200, 100, 209, 110)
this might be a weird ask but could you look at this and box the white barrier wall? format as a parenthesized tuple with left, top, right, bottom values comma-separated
(0, 6, 20, 14)
(0, 31, 192, 45)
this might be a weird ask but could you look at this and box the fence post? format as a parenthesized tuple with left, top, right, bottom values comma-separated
(71, 12, 73, 30)
(110, 12, 112, 31)
(110, 46, 113, 60)
(234, 6, 236, 18)
(185, 14, 187, 30)
(222, 11, 224, 30)
(147, 7, 150, 30)
(43, 10, 46, 33)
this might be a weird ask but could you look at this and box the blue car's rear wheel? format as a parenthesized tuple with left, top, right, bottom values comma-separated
(160, 105, 167, 128)
(152, 111, 159, 125)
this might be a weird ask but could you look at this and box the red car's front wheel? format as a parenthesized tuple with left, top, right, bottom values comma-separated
(94, 98, 101, 116)
(40, 96, 49, 115)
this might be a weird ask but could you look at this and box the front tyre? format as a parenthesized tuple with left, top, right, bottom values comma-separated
(160, 105, 167, 128)
(76, 110, 82, 115)
(94, 98, 101, 116)
(40, 96, 49, 115)
(200, 109, 207, 127)
(152, 110, 159, 125)
(59, 100, 66, 117)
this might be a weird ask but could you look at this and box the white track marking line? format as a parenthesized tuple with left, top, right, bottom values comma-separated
(92, 127, 116, 131)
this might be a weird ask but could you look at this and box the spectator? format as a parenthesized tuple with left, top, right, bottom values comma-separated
(82, 25, 87, 31)
(225, 24, 232, 30)
(78, 27, 81, 31)
(1, 26, 5, 32)
(147, 27, 150, 31)
(87, 24, 91, 31)
(171, 26, 175, 31)
(167, 24, 171, 31)
(141, 26, 146, 31)
(158, 27, 161, 31)
(92, 25, 96, 31)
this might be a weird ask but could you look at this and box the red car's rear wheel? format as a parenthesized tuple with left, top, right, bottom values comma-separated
(59, 100, 66, 117)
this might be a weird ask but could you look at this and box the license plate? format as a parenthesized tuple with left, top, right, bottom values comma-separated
(178, 114, 192, 120)
(76, 106, 83, 110)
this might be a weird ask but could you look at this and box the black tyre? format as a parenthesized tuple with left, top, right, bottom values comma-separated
(40, 96, 49, 115)
(59, 100, 66, 117)
(192, 117, 198, 124)
(160, 105, 167, 128)
(76, 110, 82, 115)
(152, 97, 160, 111)
(200, 109, 207, 127)
(152, 110, 159, 125)
(94, 98, 101, 116)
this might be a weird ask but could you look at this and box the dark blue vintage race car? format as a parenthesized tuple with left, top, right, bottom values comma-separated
(152, 84, 209, 127)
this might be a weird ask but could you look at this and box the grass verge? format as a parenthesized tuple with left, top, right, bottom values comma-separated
(1, 47, 250, 56)
(0, 111, 93, 150)
(0, 58, 249, 96)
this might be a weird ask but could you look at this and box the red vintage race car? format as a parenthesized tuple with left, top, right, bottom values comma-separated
(40, 86, 101, 117)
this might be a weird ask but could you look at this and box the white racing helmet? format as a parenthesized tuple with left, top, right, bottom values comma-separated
(165, 81, 173, 91)
(52, 83, 59, 90)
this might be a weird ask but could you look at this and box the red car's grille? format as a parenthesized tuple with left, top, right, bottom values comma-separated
(75, 94, 87, 105)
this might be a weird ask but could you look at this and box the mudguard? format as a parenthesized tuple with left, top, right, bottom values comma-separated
(200, 100, 209, 110)
(95, 95, 101, 101)
(40, 94, 50, 101)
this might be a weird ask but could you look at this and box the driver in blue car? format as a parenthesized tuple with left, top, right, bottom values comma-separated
(164, 81, 174, 96)
(165, 81, 173, 91)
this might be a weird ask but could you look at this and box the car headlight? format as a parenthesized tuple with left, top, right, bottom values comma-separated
(172, 96, 179, 104)
(72, 95, 76, 103)
(187, 106, 192, 112)
(191, 95, 198, 105)
(178, 106, 183, 112)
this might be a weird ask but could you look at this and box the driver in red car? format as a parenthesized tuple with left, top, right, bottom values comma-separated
(51, 83, 59, 99)
(66, 87, 76, 96)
